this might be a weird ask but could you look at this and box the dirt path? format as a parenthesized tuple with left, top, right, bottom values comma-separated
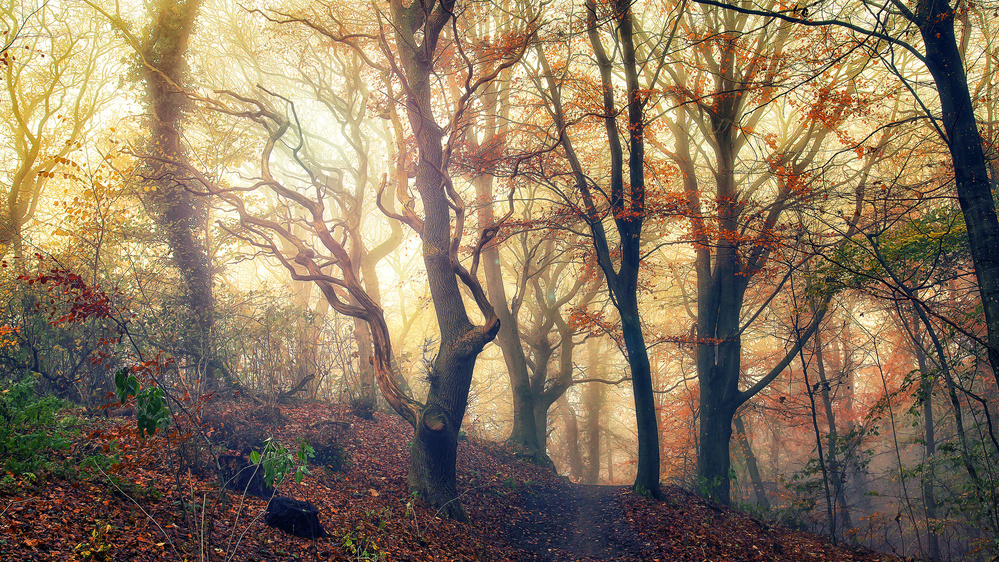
(500, 483, 650, 561)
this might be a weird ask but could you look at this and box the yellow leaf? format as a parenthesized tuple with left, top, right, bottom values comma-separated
(53, 228, 70, 236)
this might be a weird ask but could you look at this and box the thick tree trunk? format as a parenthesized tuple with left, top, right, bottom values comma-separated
(698, 386, 736, 501)
(918, 2, 999, 389)
(408, 347, 483, 521)
(391, 0, 499, 521)
(695, 259, 746, 503)
(407, 139, 486, 520)
(141, 0, 218, 384)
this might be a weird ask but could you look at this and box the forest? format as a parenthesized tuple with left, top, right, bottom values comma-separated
(0, 0, 997, 560)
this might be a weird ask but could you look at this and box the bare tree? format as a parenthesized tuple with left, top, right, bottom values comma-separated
(646, 1, 876, 503)
(525, 0, 664, 498)
(173, 0, 533, 520)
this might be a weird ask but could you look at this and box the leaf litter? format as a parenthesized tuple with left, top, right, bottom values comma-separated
(0, 401, 907, 561)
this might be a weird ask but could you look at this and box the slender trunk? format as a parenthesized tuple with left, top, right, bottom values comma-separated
(605, 430, 614, 484)
(734, 414, 771, 510)
(620, 299, 661, 496)
(914, 332, 940, 561)
(557, 396, 584, 481)
(583, 381, 605, 485)
(914, 301, 984, 511)
(800, 346, 837, 544)
(814, 331, 853, 536)
(473, 175, 541, 456)
(352, 315, 377, 402)
(583, 0, 660, 497)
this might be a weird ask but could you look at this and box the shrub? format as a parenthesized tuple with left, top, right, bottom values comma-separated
(0, 376, 74, 475)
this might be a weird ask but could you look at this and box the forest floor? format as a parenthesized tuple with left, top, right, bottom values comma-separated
(0, 400, 907, 561)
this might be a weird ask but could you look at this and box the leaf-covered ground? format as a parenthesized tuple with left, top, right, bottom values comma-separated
(0, 402, 906, 561)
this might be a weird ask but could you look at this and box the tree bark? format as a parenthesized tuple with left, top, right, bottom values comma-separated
(915, 0, 999, 390)
(472, 173, 542, 458)
(814, 330, 853, 538)
(913, 323, 940, 561)
(390, 0, 501, 521)
(583, 0, 661, 498)
(734, 414, 771, 510)
(141, 0, 219, 384)
(583, 380, 605, 485)
(557, 395, 584, 481)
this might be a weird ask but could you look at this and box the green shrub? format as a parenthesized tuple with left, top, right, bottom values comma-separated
(0, 376, 74, 475)
(249, 437, 314, 487)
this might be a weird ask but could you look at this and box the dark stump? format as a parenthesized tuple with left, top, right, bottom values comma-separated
(265, 497, 328, 539)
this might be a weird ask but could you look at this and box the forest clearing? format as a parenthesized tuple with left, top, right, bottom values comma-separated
(2, 0, 998, 559)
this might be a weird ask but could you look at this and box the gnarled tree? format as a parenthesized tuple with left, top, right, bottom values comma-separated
(177, 0, 532, 520)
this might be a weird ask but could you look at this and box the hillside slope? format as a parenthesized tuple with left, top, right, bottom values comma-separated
(0, 402, 902, 561)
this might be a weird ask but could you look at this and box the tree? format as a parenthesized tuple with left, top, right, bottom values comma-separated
(526, 0, 664, 498)
(1, 1, 111, 258)
(692, 0, 999, 407)
(648, 2, 877, 504)
(453, 8, 545, 456)
(170, 0, 533, 520)
(385, 0, 518, 518)
(87, 0, 222, 384)
(139, 0, 224, 386)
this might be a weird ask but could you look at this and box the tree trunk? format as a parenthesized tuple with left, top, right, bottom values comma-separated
(917, 1, 999, 389)
(913, 328, 941, 561)
(352, 314, 377, 402)
(620, 302, 661, 495)
(473, 175, 542, 457)
(605, 429, 614, 484)
(583, 0, 660, 497)
(698, 385, 736, 501)
(814, 330, 853, 537)
(141, 0, 218, 385)
(734, 414, 771, 510)
(391, 0, 500, 521)
(583, 381, 605, 485)
(557, 396, 584, 481)
(695, 246, 747, 503)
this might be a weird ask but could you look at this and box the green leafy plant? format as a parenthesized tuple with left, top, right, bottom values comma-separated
(114, 368, 169, 439)
(695, 476, 724, 500)
(340, 525, 386, 561)
(249, 437, 314, 487)
(0, 376, 73, 475)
